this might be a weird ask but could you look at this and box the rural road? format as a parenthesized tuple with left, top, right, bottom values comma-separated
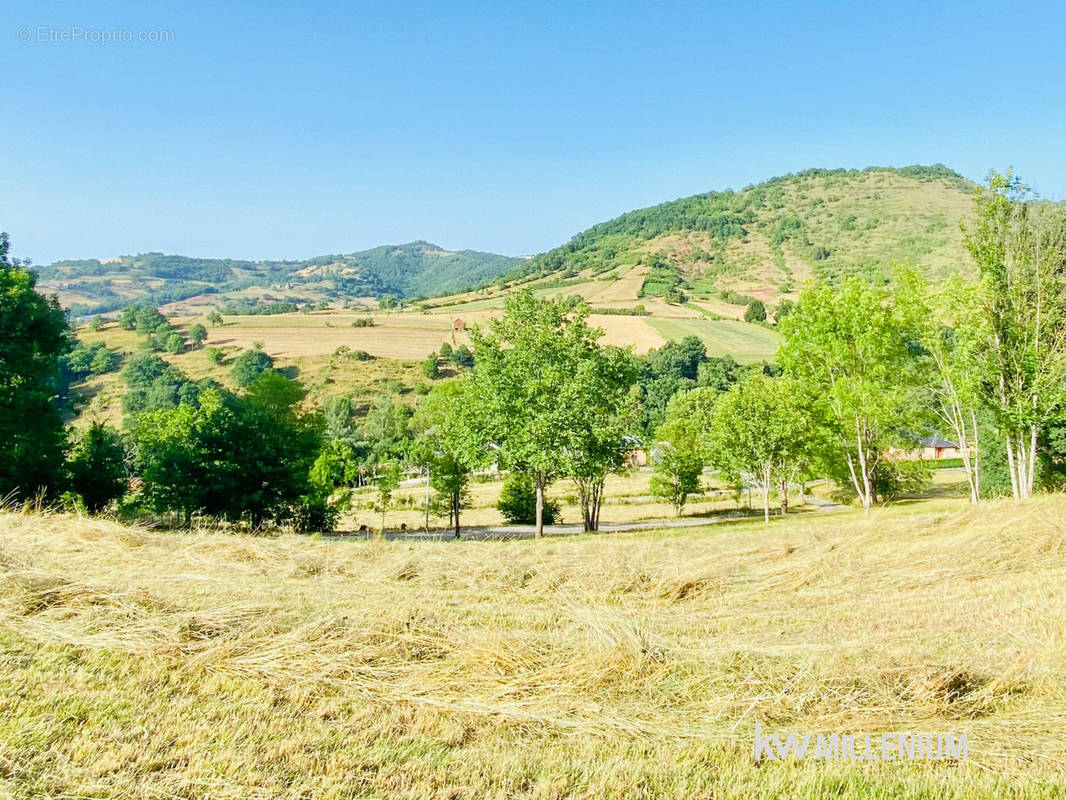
(331, 497, 843, 542)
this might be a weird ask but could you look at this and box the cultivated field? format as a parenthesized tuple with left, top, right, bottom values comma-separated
(1, 497, 1065, 798)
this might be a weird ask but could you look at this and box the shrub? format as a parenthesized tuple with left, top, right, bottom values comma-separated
(496, 472, 560, 525)
(231, 348, 275, 387)
(744, 299, 767, 323)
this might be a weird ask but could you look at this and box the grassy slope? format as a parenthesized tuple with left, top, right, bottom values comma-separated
(503, 165, 977, 307)
(2, 497, 1065, 798)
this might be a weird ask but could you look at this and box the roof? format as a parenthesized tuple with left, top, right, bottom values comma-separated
(919, 435, 959, 449)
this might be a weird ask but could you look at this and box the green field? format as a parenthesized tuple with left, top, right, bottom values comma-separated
(647, 317, 780, 361)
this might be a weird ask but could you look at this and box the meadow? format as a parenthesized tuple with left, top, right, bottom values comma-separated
(1, 496, 1064, 798)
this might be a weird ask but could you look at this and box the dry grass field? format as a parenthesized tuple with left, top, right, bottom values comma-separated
(2, 497, 1065, 798)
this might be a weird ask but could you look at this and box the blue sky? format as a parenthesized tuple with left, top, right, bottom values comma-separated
(3, 0, 1065, 264)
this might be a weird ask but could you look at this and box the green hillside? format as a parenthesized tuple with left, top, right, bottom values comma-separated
(35, 241, 523, 316)
(498, 165, 978, 306)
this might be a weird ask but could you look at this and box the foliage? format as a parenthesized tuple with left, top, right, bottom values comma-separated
(0, 233, 70, 499)
(130, 375, 320, 528)
(961, 171, 1066, 498)
(463, 289, 626, 535)
(68, 423, 127, 512)
(743, 299, 767, 323)
(779, 275, 925, 513)
(421, 352, 441, 379)
(231, 347, 275, 387)
(188, 323, 208, 347)
(496, 472, 560, 525)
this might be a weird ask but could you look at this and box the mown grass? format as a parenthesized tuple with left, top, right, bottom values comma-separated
(2, 497, 1065, 798)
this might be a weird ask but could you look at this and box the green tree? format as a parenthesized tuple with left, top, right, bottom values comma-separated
(647, 388, 714, 515)
(464, 289, 616, 537)
(231, 347, 274, 387)
(205, 346, 224, 365)
(779, 276, 924, 514)
(744, 299, 767, 323)
(962, 171, 1066, 499)
(88, 316, 104, 332)
(0, 233, 70, 499)
(164, 332, 185, 354)
(496, 471, 560, 525)
(68, 423, 127, 512)
(411, 382, 476, 537)
(422, 352, 441, 379)
(188, 323, 208, 348)
(207, 310, 224, 326)
(89, 346, 117, 375)
(707, 374, 818, 523)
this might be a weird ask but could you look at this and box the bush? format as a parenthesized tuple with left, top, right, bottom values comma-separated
(744, 299, 767, 323)
(68, 423, 127, 512)
(289, 495, 340, 533)
(496, 472, 560, 525)
(351, 318, 374, 327)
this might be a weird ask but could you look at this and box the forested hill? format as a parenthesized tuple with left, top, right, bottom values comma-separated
(495, 165, 979, 304)
(35, 241, 524, 315)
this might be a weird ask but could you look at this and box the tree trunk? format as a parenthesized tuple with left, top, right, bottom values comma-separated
(534, 476, 545, 539)
(780, 479, 789, 515)
(452, 490, 461, 539)
(1005, 432, 1020, 499)
(762, 465, 771, 524)
(971, 409, 981, 502)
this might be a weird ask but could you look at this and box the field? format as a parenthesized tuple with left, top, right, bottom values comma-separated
(1, 496, 1065, 798)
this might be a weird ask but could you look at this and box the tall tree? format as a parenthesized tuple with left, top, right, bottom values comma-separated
(779, 275, 923, 515)
(68, 423, 128, 512)
(412, 382, 476, 537)
(963, 171, 1066, 499)
(707, 375, 819, 523)
(465, 289, 620, 537)
(896, 267, 985, 503)
(0, 233, 71, 499)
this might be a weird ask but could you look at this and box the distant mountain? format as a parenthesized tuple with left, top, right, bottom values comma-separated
(35, 241, 523, 315)
(494, 164, 979, 306)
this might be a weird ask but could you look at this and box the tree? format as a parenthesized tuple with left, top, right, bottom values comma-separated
(411, 382, 476, 537)
(88, 316, 104, 332)
(135, 306, 168, 335)
(205, 346, 224, 365)
(779, 275, 923, 515)
(362, 394, 411, 536)
(744, 299, 767, 323)
(439, 341, 453, 360)
(207, 310, 224, 326)
(962, 171, 1066, 499)
(89, 346, 117, 375)
(164, 332, 185, 354)
(450, 344, 474, 369)
(132, 377, 320, 529)
(188, 323, 208, 348)
(421, 352, 441, 379)
(775, 299, 795, 323)
(497, 472, 560, 525)
(649, 430, 703, 516)
(464, 289, 619, 537)
(896, 267, 984, 503)
(707, 375, 817, 523)
(0, 233, 70, 500)
(231, 347, 274, 387)
(562, 346, 639, 531)
(68, 423, 127, 512)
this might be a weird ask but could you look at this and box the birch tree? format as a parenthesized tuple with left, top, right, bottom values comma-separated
(779, 276, 923, 515)
(964, 171, 1066, 499)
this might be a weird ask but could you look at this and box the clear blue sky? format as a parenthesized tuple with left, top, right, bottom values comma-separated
(4, 0, 1065, 264)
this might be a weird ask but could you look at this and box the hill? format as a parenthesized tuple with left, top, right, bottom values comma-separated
(2, 497, 1064, 798)
(494, 164, 978, 307)
(34, 241, 524, 316)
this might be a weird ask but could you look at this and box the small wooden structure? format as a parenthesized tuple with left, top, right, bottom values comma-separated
(452, 318, 466, 332)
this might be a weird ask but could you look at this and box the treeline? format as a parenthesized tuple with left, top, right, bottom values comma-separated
(3, 171, 1065, 534)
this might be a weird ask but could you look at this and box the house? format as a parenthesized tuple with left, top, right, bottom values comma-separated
(918, 435, 962, 460)
(452, 318, 466, 332)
